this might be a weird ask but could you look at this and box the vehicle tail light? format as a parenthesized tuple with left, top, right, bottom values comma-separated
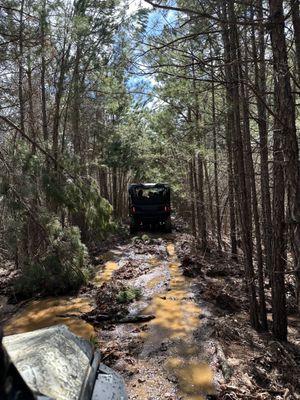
(164, 206, 171, 212)
(132, 206, 136, 213)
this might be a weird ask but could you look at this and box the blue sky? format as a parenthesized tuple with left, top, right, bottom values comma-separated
(126, 1, 177, 107)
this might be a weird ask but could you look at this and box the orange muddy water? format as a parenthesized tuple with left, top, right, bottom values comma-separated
(93, 260, 118, 286)
(4, 296, 95, 340)
(3, 257, 118, 340)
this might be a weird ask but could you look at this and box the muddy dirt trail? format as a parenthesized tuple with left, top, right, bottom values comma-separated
(3, 234, 223, 399)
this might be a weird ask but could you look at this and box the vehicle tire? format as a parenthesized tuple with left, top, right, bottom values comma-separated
(165, 217, 172, 233)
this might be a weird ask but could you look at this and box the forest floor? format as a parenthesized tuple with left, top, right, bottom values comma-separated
(1, 231, 300, 399)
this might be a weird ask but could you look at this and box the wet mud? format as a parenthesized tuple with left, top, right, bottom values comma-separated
(3, 254, 121, 340)
(124, 242, 215, 400)
(3, 235, 218, 399)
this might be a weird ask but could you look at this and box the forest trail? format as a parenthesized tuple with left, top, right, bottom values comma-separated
(3, 234, 218, 399)
(125, 241, 214, 400)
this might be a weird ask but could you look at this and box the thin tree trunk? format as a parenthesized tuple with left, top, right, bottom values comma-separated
(18, 0, 25, 133)
(223, 0, 260, 330)
(251, 1, 273, 280)
(239, 26, 268, 331)
(112, 166, 118, 218)
(269, 0, 300, 336)
(99, 166, 109, 201)
(225, 109, 237, 258)
(189, 160, 197, 237)
(40, 0, 48, 142)
(211, 75, 222, 252)
(291, 0, 300, 81)
(191, 58, 207, 249)
(72, 45, 81, 156)
(272, 114, 287, 340)
(197, 154, 207, 249)
(27, 57, 37, 153)
(52, 41, 70, 166)
(204, 160, 214, 236)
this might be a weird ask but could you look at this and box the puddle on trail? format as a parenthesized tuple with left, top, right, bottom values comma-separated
(140, 243, 214, 399)
(94, 260, 118, 286)
(4, 253, 119, 340)
(4, 297, 95, 340)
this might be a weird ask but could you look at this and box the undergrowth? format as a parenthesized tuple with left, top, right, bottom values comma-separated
(13, 219, 89, 298)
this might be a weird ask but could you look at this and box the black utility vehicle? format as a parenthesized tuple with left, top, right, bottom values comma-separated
(128, 183, 172, 233)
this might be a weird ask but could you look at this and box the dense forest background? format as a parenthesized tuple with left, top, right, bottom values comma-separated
(0, 0, 300, 343)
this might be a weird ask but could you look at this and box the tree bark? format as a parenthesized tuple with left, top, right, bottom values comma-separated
(223, 0, 260, 330)
(211, 74, 222, 252)
(197, 154, 207, 249)
(269, 0, 300, 337)
(204, 160, 215, 236)
(112, 166, 118, 218)
(99, 166, 109, 201)
(251, 1, 273, 280)
(239, 24, 268, 331)
(191, 58, 207, 249)
(291, 0, 300, 82)
(225, 105, 237, 258)
(52, 41, 70, 166)
(189, 160, 197, 237)
(40, 0, 48, 142)
(18, 0, 25, 134)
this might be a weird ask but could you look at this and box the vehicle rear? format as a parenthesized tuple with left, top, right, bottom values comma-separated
(128, 183, 172, 233)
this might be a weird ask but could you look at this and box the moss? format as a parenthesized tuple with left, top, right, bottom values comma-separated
(116, 287, 142, 304)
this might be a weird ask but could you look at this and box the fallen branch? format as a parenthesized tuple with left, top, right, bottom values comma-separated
(118, 314, 155, 324)
(80, 310, 155, 325)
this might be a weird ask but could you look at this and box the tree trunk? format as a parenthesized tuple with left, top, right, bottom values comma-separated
(99, 166, 109, 201)
(191, 58, 207, 249)
(27, 57, 37, 153)
(269, 0, 300, 336)
(204, 160, 214, 235)
(291, 0, 300, 82)
(251, 1, 273, 280)
(189, 160, 197, 237)
(52, 41, 70, 166)
(18, 0, 25, 134)
(40, 0, 48, 142)
(72, 45, 81, 156)
(197, 154, 207, 249)
(211, 75, 222, 252)
(223, 0, 260, 330)
(112, 166, 118, 218)
(239, 26, 268, 331)
(225, 108, 237, 258)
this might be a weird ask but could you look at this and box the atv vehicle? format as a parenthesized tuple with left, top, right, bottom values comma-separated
(128, 183, 172, 233)
(1, 325, 127, 400)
